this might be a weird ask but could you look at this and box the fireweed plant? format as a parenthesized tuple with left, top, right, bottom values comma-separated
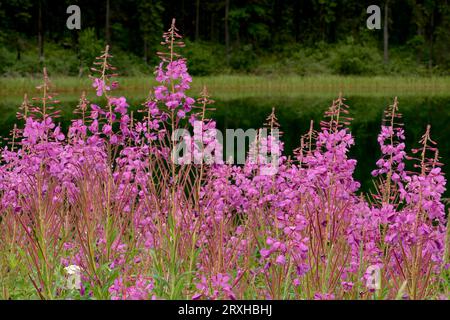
(0, 21, 448, 300)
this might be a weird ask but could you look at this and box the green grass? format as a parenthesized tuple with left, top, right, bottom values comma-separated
(1, 75, 450, 103)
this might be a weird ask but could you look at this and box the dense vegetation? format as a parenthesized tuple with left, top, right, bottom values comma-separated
(1, 0, 450, 76)
(1, 93, 450, 199)
(0, 22, 448, 300)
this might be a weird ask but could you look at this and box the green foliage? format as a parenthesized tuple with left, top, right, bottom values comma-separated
(0, 0, 450, 77)
(434, 16, 450, 72)
(138, 0, 164, 63)
(330, 42, 383, 75)
(229, 44, 258, 73)
(110, 49, 151, 76)
(0, 46, 16, 74)
(1, 43, 79, 77)
(1, 1, 450, 76)
(255, 44, 331, 75)
(78, 28, 104, 76)
(228, 3, 272, 45)
(181, 41, 226, 76)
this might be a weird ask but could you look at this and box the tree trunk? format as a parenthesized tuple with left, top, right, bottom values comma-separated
(383, 0, 389, 64)
(417, 27, 423, 64)
(428, 10, 434, 69)
(16, 36, 22, 61)
(211, 11, 215, 41)
(106, 0, 111, 45)
(181, 0, 185, 31)
(144, 38, 148, 64)
(225, 0, 230, 65)
(293, 0, 300, 41)
(38, 0, 44, 62)
(195, 0, 200, 41)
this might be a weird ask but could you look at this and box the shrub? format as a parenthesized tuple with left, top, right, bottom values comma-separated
(330, 43, 383, 75)
(78, 28, 105, 76)
(229, 44, 259, 72)
(182, 40, 226, 76)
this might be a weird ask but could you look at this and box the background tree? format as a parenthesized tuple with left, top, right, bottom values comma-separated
(1, 0, 450, 76)
(138, 0, 164, 64)
(384, 0, 389, 64)
(106, 0, 111, 45)
(38, 0, 44, 62)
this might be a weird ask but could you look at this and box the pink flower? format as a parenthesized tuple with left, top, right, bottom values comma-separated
(110, 97, 129, 115)
(92, 78, 110, 97)
(102, 124, 112, 135)
(275, 255, 286, 265)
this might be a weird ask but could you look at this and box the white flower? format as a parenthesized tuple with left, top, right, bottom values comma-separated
(365, 265, 381, 290)
(64, 265, 81, 290)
